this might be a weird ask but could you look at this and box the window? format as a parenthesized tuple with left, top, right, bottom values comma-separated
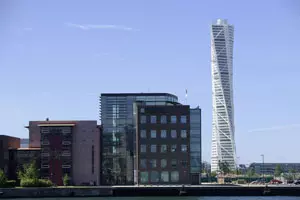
(150, 159, 157, 168)
(151, 130, 157, 138)
(161, 130, 167, 138)
(140, 130, 146, 138)
(150, 171, 159, 182)
(161, 159, 167, 168)
(171, 115, 177, 123)
(92, 145, 94, 174)
(141, 115, 146, 124)
(181, 130, 187, 138)
(171, 171, 179, 182)
(171, 159, 177, 168)
(140, 108, 145, 113)
(151, 115, 157, 123)
(160, 115, 167, 124)
(171, 144, 177, 152)
(160, 144, 167, 153)
(140, 159, 147, 169)
(151, 145, 157, 153)
(171, 130, 177, 138)
(141, 145, 147, 153)
(181, 145, 187, 152)
(181, 160, 188, 168)
(180, 116, 187, 123)
(140, 172, 148, 183)
(161, 171, 169, 182)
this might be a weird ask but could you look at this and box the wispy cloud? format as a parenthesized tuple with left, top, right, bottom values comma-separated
(248, 124, 300, 133)
(65, 23, 139, 31)
(23, 28, 33, 31)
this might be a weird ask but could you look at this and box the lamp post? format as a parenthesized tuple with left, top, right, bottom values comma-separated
(261, 154, 265, 183)
(236, 157, 240, 176)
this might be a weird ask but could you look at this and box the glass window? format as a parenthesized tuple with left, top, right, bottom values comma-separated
(171, 115, 177, 123)
(140, 172, 148, 183)
(140, 159, 147, 169)
(161, 130, 167, 138)
(160, 144, 167, 153)
(181, 160, 188, 168)
(151, 115, 157, 124)
(181, 145, 187, 152)
(151, 145, 157, 153)
(150, 171, 159, 182)
(171, 144, 177, 152)
(141, 144, 146, 153)
(140, 108, 145, 113)
(171, 171, 179, 182)
(161, 171, 169, 182)
(160, 115, 167, 124)
(180, 116, 187, 123)
(151, 130, 156, 138)
(150, 159, 157, 168)
(171, 159, 177, 168)
(141, 115, 146, 124)
(181, 130, 187, 138)
(161, 159, 167, 168)
(171, 130, 177, 138)
(140, 130, 146, 138)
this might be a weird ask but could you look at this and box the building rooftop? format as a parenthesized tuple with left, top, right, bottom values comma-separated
(17, 147, 41, 150)
(0, 135, 21, 139)
(101, 92, 178, 98)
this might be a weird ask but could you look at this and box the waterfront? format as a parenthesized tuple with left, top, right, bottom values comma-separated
(5, 197, 300, 200)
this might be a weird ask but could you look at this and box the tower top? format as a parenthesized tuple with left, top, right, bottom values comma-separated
(216, 19, 228, 25)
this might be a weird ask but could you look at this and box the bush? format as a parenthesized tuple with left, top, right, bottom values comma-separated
(0, 169, 7, 187)
(20, 178, 53, 187)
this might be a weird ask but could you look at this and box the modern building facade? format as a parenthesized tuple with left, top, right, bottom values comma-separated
(135, 104, 191, 184)
(190, 107, 201, 184)
(100, 93, 180, 185)
(211, 19, 236, 171)
(0, 135, 20, 176)
(27, 120, 100, 186)
(249, 163, 300, 175)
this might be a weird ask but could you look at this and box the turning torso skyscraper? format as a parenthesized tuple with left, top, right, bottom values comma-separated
(210, 19, 236, 172)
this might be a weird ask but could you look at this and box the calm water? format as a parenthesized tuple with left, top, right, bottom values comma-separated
(6, 197, 300, 200)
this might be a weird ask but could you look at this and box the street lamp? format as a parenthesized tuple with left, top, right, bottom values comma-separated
(261, 154, 264, 182)
(236, 157, 240, 176)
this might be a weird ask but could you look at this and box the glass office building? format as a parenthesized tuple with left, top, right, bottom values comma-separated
(190, 107, 201, 184)
(99, 93, 179, 185)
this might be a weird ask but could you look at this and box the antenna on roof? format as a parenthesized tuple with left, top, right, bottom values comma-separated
(185, 89, 188, 105)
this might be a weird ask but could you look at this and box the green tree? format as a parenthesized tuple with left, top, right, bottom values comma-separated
(63, 174, 69, 186)
(18, 161, 39, 180)
(218, 161, 231, 174)
(274, 164, 283, 177)
(247, 167, 255, 180)
(211, 171, 217, 177)
(0, 169, 7, 186)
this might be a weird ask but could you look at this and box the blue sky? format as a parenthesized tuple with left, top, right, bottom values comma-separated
(1, 0, 300, 164)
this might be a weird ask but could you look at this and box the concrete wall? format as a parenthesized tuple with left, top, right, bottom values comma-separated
(28, 121, 41, 148)
(72, 121, 100, 186)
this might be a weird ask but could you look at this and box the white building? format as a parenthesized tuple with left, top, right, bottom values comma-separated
(210, 19, 236, 172)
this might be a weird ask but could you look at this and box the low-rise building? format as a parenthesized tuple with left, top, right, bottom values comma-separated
(8, 148, 41, 180)
(0, 135, 20, 176)
(249, 163, 300, 175)
(26, 120, 100, 186)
